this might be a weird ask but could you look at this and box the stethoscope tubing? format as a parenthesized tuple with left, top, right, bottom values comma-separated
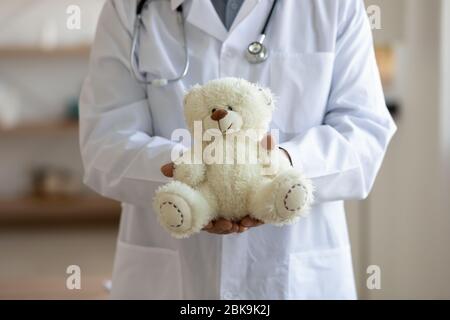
(131, 0, 277, 86)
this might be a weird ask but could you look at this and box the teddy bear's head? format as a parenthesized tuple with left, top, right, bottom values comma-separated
(183, 78, 274, 138)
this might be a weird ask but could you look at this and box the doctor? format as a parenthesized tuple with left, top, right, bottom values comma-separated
(80, 0, 396, 299)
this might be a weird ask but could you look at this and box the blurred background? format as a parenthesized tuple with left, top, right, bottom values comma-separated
(0, 0, 449, 299)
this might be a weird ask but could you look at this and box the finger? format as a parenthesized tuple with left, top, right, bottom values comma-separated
(240, 216, 264, 228)
(260, 134, 276, 150)
(219, 224, 237, 235)
(213, 222, 239, 235)
(205, 223, 232, 234)
(202, 222, 214, 231)
(214, 218, 234, 233)
(161, 162, 175, 177)
(203, 221, 222, 234)
(238, 225, 249, 233)
(230, 222, 240, 233)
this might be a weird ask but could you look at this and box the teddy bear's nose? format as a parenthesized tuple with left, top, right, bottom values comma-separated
(211, 109, 228, 121)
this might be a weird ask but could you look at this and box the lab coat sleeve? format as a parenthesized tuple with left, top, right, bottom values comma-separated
(79, 0, 185, 207)
(279, 0, 396, 203)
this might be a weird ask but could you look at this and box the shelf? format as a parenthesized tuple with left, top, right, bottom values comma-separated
(0, 195, 121, 224)
(0, 120, 78, 136)
(0, 45, 91, 58)
(0, 276, 110, 299)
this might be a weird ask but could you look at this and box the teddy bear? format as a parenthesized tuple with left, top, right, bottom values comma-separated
(153, 78, 313, 238)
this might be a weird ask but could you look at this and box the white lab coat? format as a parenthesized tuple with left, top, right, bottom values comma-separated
(79, 0, 396, 299)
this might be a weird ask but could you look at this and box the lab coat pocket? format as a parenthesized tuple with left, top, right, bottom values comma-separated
(111, 241, 182, 299)
(288, 246, 356, 299)
(269, 52, 335, 134)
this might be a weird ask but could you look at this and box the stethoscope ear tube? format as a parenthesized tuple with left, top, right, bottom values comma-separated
(130, 5, 187, 86)
(130, 15, 146, 83)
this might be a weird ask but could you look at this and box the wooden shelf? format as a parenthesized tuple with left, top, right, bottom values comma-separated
(0, 276, 110, 299)
(0, 45, 91, 58)
(0, 120, 78, 136)
(0, 195, 121, 224)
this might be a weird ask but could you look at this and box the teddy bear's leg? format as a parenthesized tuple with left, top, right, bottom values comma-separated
(249, 169, 313, 225)
(153, 181, 217, 238)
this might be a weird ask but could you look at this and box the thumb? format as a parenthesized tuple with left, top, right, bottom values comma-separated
(161, 162, 175, 177)
(260, 133, 276, 150)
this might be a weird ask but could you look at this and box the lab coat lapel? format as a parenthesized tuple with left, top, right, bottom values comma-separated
(228, 0, 260, 33)
(184, 0, 228, 42)
(170, 0, 184, 10)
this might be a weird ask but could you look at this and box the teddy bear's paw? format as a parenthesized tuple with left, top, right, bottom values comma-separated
(281, 183, 309, 212)
(156, 193, 193, 237)
(273, 170, 313, 224)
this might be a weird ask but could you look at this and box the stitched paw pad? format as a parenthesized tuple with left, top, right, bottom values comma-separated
(157, 194, 192, 233)
(283, 183, 309, 212)
(274, 174, 312, 223)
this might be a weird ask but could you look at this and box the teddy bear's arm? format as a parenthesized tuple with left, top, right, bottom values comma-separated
(173, 162, 206, 186)
(172, 149, 206, 187)
(259, 148, 292, 176)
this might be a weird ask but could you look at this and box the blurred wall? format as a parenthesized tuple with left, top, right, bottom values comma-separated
(0, 0, 103, 47)
(441, 0, 450, 211)
(349, 0, 450, 299)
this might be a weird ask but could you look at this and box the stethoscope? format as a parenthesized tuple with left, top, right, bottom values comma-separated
(130, 0, 279, 86)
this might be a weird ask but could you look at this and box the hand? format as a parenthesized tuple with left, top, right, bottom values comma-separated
(260, 133, 276, 151)
(261, 133, 293, 165)
(202, 216, 264, 235)
(161, 162, 175, 177)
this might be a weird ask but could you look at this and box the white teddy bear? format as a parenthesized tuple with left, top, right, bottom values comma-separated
(153, 78, 313, 238)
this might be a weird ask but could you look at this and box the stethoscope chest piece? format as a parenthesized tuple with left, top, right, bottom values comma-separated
(246, 39, 269, 64)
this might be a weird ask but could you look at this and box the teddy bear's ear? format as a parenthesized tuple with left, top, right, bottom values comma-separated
(183, 84, 203, 107)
